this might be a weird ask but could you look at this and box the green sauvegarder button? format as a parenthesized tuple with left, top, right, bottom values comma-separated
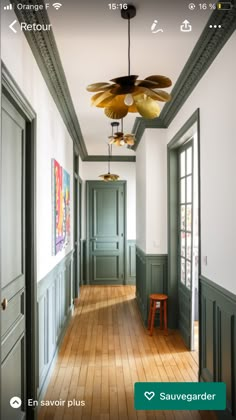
(134, 382, 226, 410)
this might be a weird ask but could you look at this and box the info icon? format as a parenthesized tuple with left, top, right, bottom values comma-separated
(10, 396, 22, 409)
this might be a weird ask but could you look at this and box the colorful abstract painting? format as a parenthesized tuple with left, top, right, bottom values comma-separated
(52, 159, 70, 255)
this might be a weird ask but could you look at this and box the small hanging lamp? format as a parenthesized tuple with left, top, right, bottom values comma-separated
(108, 118, 135, 147)
(99, 124, 120, 181)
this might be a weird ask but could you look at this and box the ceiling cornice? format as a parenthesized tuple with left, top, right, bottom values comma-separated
(131, 6, 236, 145)
(11, 0, 88, 159)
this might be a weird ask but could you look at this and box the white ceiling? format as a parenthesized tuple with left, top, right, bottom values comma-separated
(48, 0, 211, 156)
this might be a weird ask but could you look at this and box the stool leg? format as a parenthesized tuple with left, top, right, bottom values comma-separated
(164, 300, 168, 335)
(160, 301, 163, 329)
(148, 299, 152, 330)
(150, 303, 156, 336)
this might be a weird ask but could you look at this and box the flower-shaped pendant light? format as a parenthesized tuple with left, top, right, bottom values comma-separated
(109, 120, 135, 147)
(87, 5, 172, 120)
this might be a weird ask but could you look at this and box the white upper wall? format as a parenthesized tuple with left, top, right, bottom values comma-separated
(136, 134, 147, 252)
(167, 32, 236, 294)
(146, 130, 167, 254)
(136, 130, 167, 254)
(1, 14, 74, 282)
(80, 161, 136, 240)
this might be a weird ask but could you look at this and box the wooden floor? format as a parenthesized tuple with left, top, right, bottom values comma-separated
(38, 286, 216, 420)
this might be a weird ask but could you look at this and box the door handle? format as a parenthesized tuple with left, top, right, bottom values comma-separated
(1, 298, 8, 311)
(90, 238, 97, 241)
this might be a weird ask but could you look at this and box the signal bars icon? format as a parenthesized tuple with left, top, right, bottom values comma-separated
(4, 3, 13, 10)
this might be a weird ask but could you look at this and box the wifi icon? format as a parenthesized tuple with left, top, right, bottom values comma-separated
(52, 2, 62, 10)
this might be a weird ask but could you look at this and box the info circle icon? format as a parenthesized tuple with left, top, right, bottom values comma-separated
(188, 3, 196, 10)
(10, 397, 22, 409)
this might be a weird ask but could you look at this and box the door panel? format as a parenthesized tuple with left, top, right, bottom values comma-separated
(1, 336, 25, 420)
(1, 106, 23, 288)
(93, 256, 119, 281)
(87, 181, 125, 285)
(178, 140, 194, 350)
(94, 189, 119, 236)
(1, 96, 26, 419)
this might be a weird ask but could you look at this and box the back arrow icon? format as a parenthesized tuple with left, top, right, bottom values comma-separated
(9, 20, 17, 33)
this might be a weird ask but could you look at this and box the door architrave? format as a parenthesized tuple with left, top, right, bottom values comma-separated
(167, 109, 201, 361)
(1, 62, 37, 420)
(86, 180, 127, 285)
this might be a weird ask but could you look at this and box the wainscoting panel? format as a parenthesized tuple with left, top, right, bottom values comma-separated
(200, 276, 236, 419)
(37, 251, 74, 398)
(136, 247, 168, 326)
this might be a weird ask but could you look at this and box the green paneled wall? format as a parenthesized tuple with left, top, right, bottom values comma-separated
(200, 276, 236, 419)
(136, 247, 168, 326)
(37, 251, 74, 399)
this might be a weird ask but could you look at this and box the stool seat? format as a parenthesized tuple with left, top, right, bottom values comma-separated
(150, 293, 168, 301)
(148, 293, 168, 336)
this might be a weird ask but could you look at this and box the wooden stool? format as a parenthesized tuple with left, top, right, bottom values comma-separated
(148, 294, 168, 336)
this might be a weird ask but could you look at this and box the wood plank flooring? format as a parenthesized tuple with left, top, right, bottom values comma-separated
(38, 285, 216, 420)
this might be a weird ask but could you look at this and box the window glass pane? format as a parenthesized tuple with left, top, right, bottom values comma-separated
(181, 178, 185, 203)
(187, 147, 192, 175)
(186, 261, 191, 289)
(181, 232, 185, 257)
(187, 176, 192, 202)
(180, 151, 185, 177)
(186, 232, 192, 260)
(181, 205, 185, 230)
(186, 204, 192, 231)
(181, 258, 186, 285)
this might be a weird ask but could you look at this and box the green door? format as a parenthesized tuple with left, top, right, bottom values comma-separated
(178, 140, 195, 350)
(1, 95, 26, 419)
(87, 181, 125, 285)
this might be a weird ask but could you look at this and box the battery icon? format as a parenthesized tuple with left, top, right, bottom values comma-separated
(217, 2, 233, 9)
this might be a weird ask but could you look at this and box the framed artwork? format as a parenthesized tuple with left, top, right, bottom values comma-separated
(52, 159, 70, 255)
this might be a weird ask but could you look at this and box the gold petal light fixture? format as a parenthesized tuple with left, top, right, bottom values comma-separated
(87, 4, 172, 119)
(109, 120, 135, 147)
(99, 126, 120, 181)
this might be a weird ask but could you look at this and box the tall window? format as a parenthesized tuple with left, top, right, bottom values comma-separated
(179, 141, 193, 290)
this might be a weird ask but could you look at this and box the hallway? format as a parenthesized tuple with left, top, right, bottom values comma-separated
(1, 1, 236, 419)
(38, 286, 215, 420)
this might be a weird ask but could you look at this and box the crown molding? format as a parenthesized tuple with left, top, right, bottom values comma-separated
(131, 6, 236, 144)
(11, 0, 88, 159)
(160, 6, 236, 127)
